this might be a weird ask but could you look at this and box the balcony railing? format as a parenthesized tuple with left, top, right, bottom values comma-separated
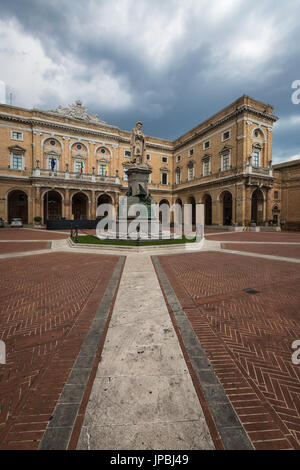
(32, 168, 120, 184)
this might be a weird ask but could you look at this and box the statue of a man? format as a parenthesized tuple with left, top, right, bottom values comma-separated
(131, 121, 146, 165)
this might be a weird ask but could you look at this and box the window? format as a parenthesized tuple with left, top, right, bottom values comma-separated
(222, 130, 230, 141)
(161, 172, 168, 185)
(176, 169, 181, 184)
(203, 159, 210, 176)
(99, 164, 108, 176)
(76, 144, 82, 150)
(124, 150, 131, 158)
(203, 141, 210, 150)
(176, 155, 181, 162)
(253, 151, 259, 167)
(47, 156, 58, 171)
(123, 169, 128, 181)
(11, 131, 23, 141)
(101, 148, 106, 154)
(274, 191, 279, 199)
(12, 154, 23, 170)
(188, 165, 194, 181)
(146, 154, 151, 161)
(189, 149, 194, 157)
(50, 140, 56, 146)
(74, 161, 84, 173)
(148, 173, 152, 183)
(162, 156, 168, 164)
(222, 153, 230, 171)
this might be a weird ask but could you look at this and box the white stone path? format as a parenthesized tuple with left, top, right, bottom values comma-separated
(77, 254, 215, 450)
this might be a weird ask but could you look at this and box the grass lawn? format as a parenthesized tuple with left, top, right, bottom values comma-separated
(71, 235, 197, 246)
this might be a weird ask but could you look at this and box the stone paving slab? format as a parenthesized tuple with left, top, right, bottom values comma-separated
(156, 251, 300, 450)
(206, 231, 300, 242)
(0, 252, 121, 450)
(223, 243, 300, 259)
(76, 255, 215, 450)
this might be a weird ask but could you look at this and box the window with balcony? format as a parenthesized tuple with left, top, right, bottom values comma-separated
(203, 158, 210, 176)
(99, 164, 108, 176)
(222, 153, 230, 171)
(188, 165, 194, 181)
(253, 151, 260, 167)
(47, 156, 59, 171)
(12, 154, 23, 170)
(74, 161, 84, 173)
(161, 172, 168, 185)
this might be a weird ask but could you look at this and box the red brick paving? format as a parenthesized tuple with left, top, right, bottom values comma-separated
(223, 243, 300, 259)
(0, 242, 50, 254)
(158, 251, 300, 450)
(0, 252, 119, 450)
(206, 231, 300, 242)
(0, 228, 69, 240)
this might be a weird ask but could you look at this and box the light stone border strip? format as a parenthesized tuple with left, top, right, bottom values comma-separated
(38, 256, 126, 450)
(152, 256, 254, 451)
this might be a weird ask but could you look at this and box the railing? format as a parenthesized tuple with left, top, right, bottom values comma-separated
(32, 168, 119, 184)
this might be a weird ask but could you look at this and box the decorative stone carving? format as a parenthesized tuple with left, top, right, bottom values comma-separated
(48, 100, 106, 124)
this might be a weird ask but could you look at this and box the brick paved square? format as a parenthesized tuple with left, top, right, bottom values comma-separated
(0, 252, 119, 450)
(157, 251, 300, 450)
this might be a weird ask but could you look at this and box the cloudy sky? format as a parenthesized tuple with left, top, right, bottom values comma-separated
(0, 0, 300, 163)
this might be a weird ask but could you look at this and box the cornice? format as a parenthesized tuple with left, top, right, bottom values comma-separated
(174, 105, 278, 151)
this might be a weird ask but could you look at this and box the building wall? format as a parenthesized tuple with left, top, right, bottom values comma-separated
(0, 95, 289, 227)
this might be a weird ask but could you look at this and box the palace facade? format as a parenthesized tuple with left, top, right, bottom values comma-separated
(0, 95, 298, 229)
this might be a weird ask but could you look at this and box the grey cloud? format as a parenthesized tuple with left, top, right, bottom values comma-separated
(0, 0, 300, 160)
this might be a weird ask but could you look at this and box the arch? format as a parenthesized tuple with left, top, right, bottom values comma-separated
(43, 190, 62, 224)
(72, 192, 89, 220)
(95, 145, 112, 157)
(7, 189, 28, 223)
(251, 188, 264, 224)
(219, 190, 232, 225)
(251, 127, 267, 142)
(202, 193, 212, 225)
(70, 141, 89, 154)
(159, 199, 170, 225)
(41, 136, 63, 149)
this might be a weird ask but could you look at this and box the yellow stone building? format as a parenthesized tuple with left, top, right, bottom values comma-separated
(0, 94, 297, 229)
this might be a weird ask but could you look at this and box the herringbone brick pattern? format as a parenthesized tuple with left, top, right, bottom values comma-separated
(0, 228, 68, 240)
(0, 242, 49, 254)
(224, 243, 300, 259)
(158, 252, 300, 450)
(0, 252, 119, 450)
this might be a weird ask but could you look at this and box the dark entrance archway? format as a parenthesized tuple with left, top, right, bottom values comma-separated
(220, 191, 232, 225)
(159, 199, 170, 225)
(43, 191, 62, 224)
(8, 190, 28, 223)
(72, 192, 88, 220)
(187, 196, 196, 226)
(202, 194, 212, 225)
(251, 188, 264, 225)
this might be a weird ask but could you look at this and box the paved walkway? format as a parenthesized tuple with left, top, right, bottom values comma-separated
(76, 255, 214, 450)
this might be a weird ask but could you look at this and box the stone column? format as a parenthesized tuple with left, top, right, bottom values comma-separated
(64, 189, 70, 220)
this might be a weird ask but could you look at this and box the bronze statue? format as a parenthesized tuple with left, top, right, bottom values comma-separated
(131, 121, 146, 165)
